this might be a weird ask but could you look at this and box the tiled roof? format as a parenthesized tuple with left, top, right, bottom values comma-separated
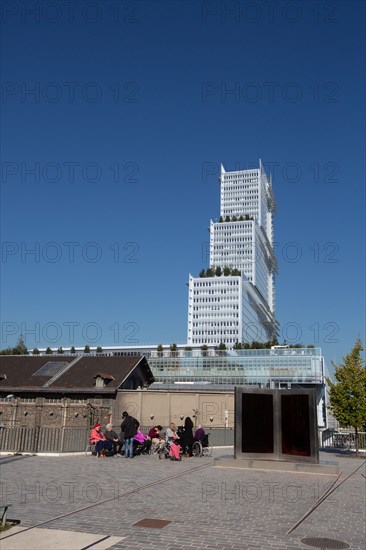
(0, 355, 154, 393)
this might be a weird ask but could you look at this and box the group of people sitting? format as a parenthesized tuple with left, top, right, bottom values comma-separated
(89, 411, 206, 460)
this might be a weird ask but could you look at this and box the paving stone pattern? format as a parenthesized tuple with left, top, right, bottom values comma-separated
(0, 450, 364, 550)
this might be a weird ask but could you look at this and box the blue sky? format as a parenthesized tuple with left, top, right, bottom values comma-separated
(1, 0, 365, 372)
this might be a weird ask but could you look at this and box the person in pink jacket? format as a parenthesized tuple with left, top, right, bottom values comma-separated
(89, 423, 112, 458)
(166, 422, 181, 461)
(133, 429, 152, 455)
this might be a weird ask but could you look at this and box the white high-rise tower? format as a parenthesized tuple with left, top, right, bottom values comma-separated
(187, 160, 278, 347)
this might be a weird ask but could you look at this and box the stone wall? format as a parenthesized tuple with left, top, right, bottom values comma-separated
(112, 389, 235, 430)
(0, 389, 234, 430)
(0, 397, 113, 429)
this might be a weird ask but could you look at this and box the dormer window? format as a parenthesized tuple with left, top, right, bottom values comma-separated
(93, 373, 115, 388)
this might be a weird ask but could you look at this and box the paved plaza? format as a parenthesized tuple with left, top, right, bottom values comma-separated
(0, 449, 365, 550)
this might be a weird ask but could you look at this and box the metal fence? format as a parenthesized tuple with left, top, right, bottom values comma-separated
(3, 426, 364, 454)
(139, 426, 235, 447)
(321, 430, 366, 451)
(0, 427, 90, 453)
(0, 426, 235, 453)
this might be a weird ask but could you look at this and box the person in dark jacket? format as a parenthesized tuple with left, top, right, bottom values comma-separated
(104, 423, 122, 455)
(181, 416, 194, 457)
(120, 411, 139, 458)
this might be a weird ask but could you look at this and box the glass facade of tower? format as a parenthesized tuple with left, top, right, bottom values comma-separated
(187, 160, 278, 347)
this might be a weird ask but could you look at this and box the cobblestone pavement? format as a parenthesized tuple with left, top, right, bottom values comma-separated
(0, 450, 365, 550)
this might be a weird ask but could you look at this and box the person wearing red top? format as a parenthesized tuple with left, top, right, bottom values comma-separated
(148, 425, 164, 452)
(89, 423, 113, 458)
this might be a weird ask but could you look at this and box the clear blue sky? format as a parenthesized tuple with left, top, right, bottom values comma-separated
(1, 0, 365, 373)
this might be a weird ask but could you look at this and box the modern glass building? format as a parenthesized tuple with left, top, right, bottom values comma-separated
(115, 345, 328, 428)
(147, 347, 325, 387)
(38, 345, 329, 427)
(187, 160, 278, 346)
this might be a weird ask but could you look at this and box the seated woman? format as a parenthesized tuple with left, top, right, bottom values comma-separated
(89, 423, 113, 458)
(104, 423, 122, 455)
(134, 429, 152, 455)
(194, 425, 206, 441)
(148, 425, 164, 452)
(165, 422, 181, 461)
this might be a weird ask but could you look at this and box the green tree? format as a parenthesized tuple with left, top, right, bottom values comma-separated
(215, 266, 222, 277)
(233, 341, 242, 350)
(201, 344, 208, 357)
(0, 347, 13, 355)
(170, 343, 178, 357)
(251, 341, 264, 349)
(239, 215, 244, 221)
(199, 269, 205, 278)
(206, 267, 215, 277)
(32, 348, 40, 355)
(232, 215, 237, 222)
(96, 346, 103, 354)
(223, 266, 231, 276)
(326, 339, 366, 456)
(70, 346, 76, 354)
(225, 215, 231, 222)
(12, 337, 28, 355)
(218, 342, 226, 351)
(45, 347, 53, 355)
(157, 344, 163, 357)
(57, 347, 64, 354)
(84, 345, 90, 354)
(219, 216, 223, 223)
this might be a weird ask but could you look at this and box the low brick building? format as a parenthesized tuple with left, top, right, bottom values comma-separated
(0, 355, 154, 430)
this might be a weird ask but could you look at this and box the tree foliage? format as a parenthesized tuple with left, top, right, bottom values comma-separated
(215, 266, 222, 277)
(12, 337, 29, 355)
(0, 347, 13, 355)
(326, 339, 366, 456)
